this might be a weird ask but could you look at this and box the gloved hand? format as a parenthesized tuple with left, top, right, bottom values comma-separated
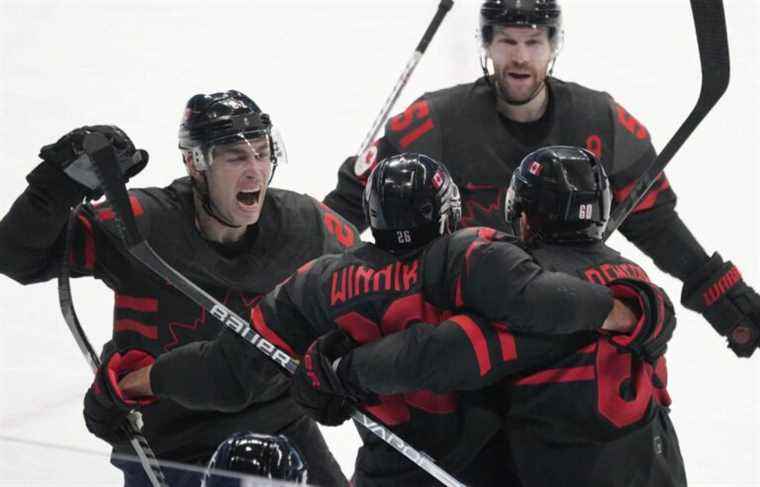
(290, 330, 375, 426)
(83, 343, 157, 445)
(37, 125, 148, 199)
(682, 253, 760, 357)
(606, 278, 676, 363)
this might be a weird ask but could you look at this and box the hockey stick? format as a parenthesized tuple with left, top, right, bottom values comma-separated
(58, 207, 170, 487)
(604, 0, 729, 239)
(356, 0, 454, 158)
(84, 133, 466, 487)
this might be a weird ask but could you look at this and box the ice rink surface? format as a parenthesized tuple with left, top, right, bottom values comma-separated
(1, 0, 759, 485)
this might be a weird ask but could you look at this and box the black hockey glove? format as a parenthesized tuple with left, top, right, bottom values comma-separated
(36, 125, 148, 200)
(83, 344, 157, 445)
(682, 252, 760, 357)
(290, 330, 376, 426)
(606, 279, 676, 363)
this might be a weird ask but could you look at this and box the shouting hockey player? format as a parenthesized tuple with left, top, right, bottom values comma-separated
(323, 0, 760, 357)
(115, 153, 665, 486)
(0, 90, 354, 486)
(301, 146, 685, 486)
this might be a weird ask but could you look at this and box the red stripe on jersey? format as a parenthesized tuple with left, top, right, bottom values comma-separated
(464, 239, 487, 273)
(454, 276, 463, 308)
(365, 396, 411, 426)
(76, 213, 96, 270)
(404, 390, 457, 414)
(476, 227, 497, 241)
(335, 312, 381, 343)
(251, 305, 296, 357)
(515, 365, 595, 385)
(577, 342, 598, 355)
(450, 315, 491, 376)
(114, 319, 158, 340)
(97, 195, 144, 221)
(632, 176, 670, 213)
(613, 180, 635, 203)
(399, 118, 434, 149)
(491, 322, 518, 361)
(115, 294, 158, 312)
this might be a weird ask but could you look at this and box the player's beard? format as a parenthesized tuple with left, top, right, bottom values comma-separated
(495, 65, 547, 105)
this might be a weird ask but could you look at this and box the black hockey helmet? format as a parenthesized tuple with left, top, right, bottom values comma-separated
(480, 0, 563, 45)
(505, 145, 611, 242)
(178, 89, 286, 171)
(201, 432, 308, 486)
(363, 153, 462, 254)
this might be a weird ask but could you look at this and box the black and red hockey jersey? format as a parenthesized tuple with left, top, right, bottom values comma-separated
(342, 240, 683, 486)
(324, 76, 708, 282)
(150, 227, 618, 485)
(0, 174, 358, 462)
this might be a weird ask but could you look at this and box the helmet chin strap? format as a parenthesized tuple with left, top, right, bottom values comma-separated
(194, 172, 243, 229)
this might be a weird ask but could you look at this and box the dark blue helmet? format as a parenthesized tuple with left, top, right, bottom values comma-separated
(201, 432, 308, 486)
(480, 0, 563, 45)
(505, 145, 611, 242)
(363, 153, 462, 254)
(178, 90, 286, 171)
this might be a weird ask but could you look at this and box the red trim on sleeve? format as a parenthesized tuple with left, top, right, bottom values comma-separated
(491, 322, 518, 362)
(114, 319, 158, 340)
(576, 342, 599, 355)
(515, 365, 595, 385)
(632, 176, 670, 213)
(613, 174, 670, 213)
(334, 312, 381, 343)
(450, 315, 491, 376)
(251, 305, 296, 357)
(403, 390, 457, 414)
(365, 396, 411, 426)
(97, 195, 145, 221)
(115, 294, 158, 313)
(476, 227, 497, 241)
(464, 239, 487, 272)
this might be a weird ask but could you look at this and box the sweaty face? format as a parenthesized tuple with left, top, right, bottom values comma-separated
(487, 26, 554, 103)
(204, 137, 273, 227)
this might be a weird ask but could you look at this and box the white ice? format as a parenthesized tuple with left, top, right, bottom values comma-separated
(1, 0, 759, 485)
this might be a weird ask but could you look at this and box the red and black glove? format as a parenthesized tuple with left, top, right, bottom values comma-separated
(682, 253, 760, 357)
(290, 330, 376, 426)
(83, 344, 157, 445)
(606, 278, 676, 363)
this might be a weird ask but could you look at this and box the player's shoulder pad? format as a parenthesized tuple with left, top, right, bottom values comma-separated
(427, 226, 515, 264)
(381, 82, 480, 157)
(267, 189, 359, 252)
(549, 77, 613, 119)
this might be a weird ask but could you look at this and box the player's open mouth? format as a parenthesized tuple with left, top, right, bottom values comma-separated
(237, 190, 261, 208)
(508, 73, 531, 81)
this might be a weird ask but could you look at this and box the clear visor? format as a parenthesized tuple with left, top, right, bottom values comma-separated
(205, 127, 288, 170)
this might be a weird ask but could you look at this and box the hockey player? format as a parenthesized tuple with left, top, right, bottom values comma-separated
(0, 91, 354, 486)
(201, 432, 308, 486)
(115, 153, 663, 486)
(323, 0, 760, 357)
(301, 146, 685, 486)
